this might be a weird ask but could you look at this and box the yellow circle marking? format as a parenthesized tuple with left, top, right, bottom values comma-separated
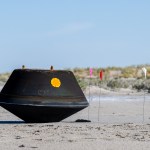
(51, 78, 61, 88)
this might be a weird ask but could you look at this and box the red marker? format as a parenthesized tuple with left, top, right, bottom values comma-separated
(100, 70, 103, 80)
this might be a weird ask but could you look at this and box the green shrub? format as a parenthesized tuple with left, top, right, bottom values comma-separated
(107, 79, 122, 89)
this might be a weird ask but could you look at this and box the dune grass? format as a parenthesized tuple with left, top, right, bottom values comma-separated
(0, 65, 150, 91)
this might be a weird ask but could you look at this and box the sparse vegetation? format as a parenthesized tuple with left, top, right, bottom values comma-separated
(1, 65, 150, 92)
(72, 65, 150, 91)
(0, 73, 10, 83)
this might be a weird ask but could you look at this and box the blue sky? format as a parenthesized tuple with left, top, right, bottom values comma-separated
(0, 0, 150, 72)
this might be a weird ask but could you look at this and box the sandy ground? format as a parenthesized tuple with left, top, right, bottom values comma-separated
(0, 85, 150, 149)
(0, 85, 3, 91)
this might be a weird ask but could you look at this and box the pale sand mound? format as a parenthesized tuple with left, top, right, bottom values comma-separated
(84, 86, 143, 96)
(0, 85, 3, 92)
